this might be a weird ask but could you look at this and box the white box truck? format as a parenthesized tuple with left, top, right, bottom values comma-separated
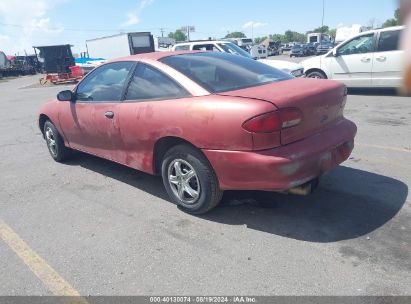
(86, 32, 155, 60)
(335, 25, 367, 44)
(307, 32, 331, 44)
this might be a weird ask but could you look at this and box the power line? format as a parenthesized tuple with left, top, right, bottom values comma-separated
(0, 21, 169, 33)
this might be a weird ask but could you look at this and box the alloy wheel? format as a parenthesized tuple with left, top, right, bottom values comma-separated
(45, 126, 57, 157)
(168, 159, 200, 205)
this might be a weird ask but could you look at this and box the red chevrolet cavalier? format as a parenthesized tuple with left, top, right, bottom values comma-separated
(38, 51, 356, 214)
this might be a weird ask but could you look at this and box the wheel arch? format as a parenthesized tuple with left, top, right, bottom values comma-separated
(152, 136, 209, 175)
(305, 68, 328, 79)
(38, 114, 51, 138)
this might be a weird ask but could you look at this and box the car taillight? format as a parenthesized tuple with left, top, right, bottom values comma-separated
(242, 108, 302, 133)
(242, 111, 281, 133)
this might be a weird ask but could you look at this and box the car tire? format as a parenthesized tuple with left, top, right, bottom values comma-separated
(306, 70, 327, 79)
(43, 120, 72, 162)
(161, 145, 223, 215)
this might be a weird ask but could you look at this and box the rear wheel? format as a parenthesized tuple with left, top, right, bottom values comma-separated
(306, 70, 327, 79)
(161, 145, 223, 214)
(44, 120, 72, 162)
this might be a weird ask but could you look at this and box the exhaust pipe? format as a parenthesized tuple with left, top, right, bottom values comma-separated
(288, 178, 319, 196)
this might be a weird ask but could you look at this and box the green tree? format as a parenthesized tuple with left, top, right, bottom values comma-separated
(224, 31, 246, 39)
(284, 30, 294, 42)
(308, 25, 330, 34)
(168, 30, 187, 42)
(284, 30, 305, 43)
(394, 8, 400, 21)
(382, 8, 401, 27)
(328, 28, 337, 39)
(269, 34, 286, 42)
(383, 19, 398, 27)
(254, 36, 267, 44)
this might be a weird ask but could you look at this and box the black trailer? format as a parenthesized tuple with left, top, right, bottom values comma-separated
(33, 44, 75, 74)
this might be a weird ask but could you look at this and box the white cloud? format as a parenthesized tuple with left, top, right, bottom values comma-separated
(139, 0, 154, 10)
(0, 0, 67, 54)
(120, 0, 154, 28)
(121, 13, 140, 27)
(242, 21, 268, 30)
(27, 18, 64, 34)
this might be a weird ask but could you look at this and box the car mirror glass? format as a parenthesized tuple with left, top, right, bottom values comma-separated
(57, 90, 74, 102)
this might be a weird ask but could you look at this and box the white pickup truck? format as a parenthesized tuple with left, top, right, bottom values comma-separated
(171, 40, 304, 77)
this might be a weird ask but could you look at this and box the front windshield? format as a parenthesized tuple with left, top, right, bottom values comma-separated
(218, 43, 253, 59)
(160, 52, 292, 93)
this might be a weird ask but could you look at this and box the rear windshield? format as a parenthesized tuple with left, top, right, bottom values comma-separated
(160, 52, 292, 93)
(218, 42, 253, 59)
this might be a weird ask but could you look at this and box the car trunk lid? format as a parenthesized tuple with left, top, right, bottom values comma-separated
(218, 78, 347, 146)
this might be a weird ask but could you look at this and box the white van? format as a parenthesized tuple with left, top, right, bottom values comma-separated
(302, 26, 405, 88)
(249, 45, 268, 59)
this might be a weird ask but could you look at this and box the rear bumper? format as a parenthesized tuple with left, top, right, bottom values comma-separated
(203, 118, 357, 191)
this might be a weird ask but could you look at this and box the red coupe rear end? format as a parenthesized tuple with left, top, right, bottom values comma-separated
(204, 78, 356, 192)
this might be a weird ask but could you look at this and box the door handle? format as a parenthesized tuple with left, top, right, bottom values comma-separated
(376, 56, 387, 61)
(104, 111, 114, 119)
(360, 57, 371, 63)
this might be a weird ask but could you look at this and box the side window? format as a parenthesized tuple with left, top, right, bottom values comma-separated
(338, 34, 375, 55)
(76, 62, 134, 102)
(174, 45, 190, 51)
(377, 30, 401, 52)
(193, 44, 220, 52)
(125, 63, 190, 101)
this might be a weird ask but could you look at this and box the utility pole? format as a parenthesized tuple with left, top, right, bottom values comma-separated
(321, 0, 325, 43)
(160, 28, 165, 37)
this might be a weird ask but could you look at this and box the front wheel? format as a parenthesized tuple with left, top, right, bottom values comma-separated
(306, 70, 327, 79)
(161, 145, 223, 214)
(43, 120, 72, 162)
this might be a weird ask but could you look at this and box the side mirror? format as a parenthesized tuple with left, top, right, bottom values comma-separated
(332, 48, 339, 57)
(57, 90, 74, 102)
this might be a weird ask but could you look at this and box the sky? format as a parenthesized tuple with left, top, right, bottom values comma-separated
(0, 0, 399, 55)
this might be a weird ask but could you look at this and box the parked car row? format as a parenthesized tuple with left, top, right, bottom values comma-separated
(289, 42, 336, 57)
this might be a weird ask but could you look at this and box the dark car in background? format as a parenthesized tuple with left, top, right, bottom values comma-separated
(316, 42, 335, 55)
(305, 43, 318, 55)
(290, 44, 309, 57)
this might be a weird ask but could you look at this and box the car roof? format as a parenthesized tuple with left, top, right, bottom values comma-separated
(174, 40, 233, 46)
(109, 50, 205, 63)
(358, 25, 405, 36)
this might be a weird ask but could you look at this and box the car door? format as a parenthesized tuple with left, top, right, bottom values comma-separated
(372, 29, 403, 87)
(58, 61, 135, 161)
(330, 33, 375, 87)
(118, 63, 191, 172)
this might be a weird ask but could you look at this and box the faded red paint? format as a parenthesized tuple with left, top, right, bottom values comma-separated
(38, 51, 357, 191)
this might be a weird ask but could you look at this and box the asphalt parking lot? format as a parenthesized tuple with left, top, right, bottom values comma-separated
(0, 69, 410, 296)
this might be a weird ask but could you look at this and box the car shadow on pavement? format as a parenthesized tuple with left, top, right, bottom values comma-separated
(66, 153, 408, 243)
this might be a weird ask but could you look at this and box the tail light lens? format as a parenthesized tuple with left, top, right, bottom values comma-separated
(242, 111, 281, 133)
(243, 108, 302, 133)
